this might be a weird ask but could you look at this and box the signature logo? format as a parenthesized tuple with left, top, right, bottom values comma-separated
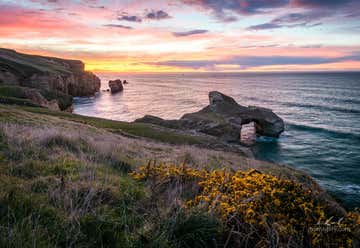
(309, 216, 351, 233)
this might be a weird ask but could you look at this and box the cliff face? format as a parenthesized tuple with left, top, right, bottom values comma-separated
(0, 48, 100, 108)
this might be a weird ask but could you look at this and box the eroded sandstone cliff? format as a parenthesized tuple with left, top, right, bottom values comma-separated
(0, 48, 100, 110)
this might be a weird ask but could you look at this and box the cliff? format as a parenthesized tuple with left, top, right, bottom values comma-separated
(0, 48, 100, 110)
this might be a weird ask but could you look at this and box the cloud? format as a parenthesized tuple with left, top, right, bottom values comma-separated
(181, 0, 289, 21)
(247, 11, 324, 30)
(118, 10, 171, 23)
(103, 24, 133, 29)
(145, 10, 171, 20)
(292, 0, 353, 7)
(247, 23, 282, 30)
(118, 13, 142, 22)
(172, 29, 208, 37)
(181, 0, 360, 22)
(88, 5, 105, 9)
(149, 54, 360, 69)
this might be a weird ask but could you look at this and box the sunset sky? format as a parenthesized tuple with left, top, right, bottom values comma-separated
(1, 0, 360, 72)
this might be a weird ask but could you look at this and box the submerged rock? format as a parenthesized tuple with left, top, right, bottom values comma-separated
(136, 91, 284, 142)
(108, 79, 124, 94)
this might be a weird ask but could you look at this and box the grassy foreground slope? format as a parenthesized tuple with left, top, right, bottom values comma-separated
(0, 104, 358, 247)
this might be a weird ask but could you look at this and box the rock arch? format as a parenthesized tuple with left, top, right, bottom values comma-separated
(135, 91, 284, 143)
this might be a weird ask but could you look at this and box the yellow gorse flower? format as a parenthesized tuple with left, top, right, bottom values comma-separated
(131, 163, 358, 246)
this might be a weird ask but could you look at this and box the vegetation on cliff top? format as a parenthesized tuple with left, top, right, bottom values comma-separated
(0, 48, 79, 75)
(0, 104, 358, 247)
(0, 85, 73, 110)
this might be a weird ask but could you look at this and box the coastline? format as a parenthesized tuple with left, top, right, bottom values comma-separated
(74, 71, 360, 209)
(0, 103, 346, 214)
(1, 49, 359, 246)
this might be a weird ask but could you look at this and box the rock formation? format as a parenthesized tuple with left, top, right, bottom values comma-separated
(23, 88, 60, 111)
(0, 48, 101, 110)
(108, 79, 124, 93)
(136, 91, 284, 142)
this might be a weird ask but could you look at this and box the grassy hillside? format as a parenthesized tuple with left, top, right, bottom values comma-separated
(0, 48, 76, 75)
(0, 104, 358, 247)
(0, 85, 73, 110)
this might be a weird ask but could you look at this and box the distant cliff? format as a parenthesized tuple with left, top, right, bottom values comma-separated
(0, 48, 100, 110)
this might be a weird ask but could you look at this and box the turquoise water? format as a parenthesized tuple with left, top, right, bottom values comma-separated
(74, 72, 360, 209)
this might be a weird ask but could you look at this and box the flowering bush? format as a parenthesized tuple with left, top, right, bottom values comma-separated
(131, 163, 359, 247)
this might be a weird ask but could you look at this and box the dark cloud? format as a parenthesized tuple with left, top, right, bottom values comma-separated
(118, 10, 171, 23)
(145, 10, 171, 20)
(89, 5, 105, 9)
(181, 0, 289, 21)
(247, 11, 324, 30)
(181, 0, 360, 22)
(300, 44, 323, 48)
(103, 24, 133, 29)
(172, 29, 208, 37)
(118, 13, 142, 22)
(149, 54, 360, 69)
(247, 23, 282, 30)
(292, 0, 353, 7)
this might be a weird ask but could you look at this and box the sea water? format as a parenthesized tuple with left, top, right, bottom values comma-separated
(74, 72, 360, 209)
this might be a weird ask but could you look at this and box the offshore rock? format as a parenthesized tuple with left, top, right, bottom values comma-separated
(108, 79, 124, 94)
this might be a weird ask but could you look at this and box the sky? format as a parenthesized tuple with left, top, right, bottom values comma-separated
(1, 0, 360, 72)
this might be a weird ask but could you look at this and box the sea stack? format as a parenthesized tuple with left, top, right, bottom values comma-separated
(108, 79, 124, 94)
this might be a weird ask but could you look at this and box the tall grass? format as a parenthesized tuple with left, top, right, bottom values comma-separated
(0, 116, 356, 247)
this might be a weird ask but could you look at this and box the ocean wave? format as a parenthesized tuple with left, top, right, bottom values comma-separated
(240, 96, 360, 114)
(286, 122, 360, 140)
(283, 102, 360, 114)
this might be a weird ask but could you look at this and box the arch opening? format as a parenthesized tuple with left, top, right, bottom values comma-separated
(240, 121, 257, 144)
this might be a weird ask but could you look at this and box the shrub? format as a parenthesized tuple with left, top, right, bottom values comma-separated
(131, 163, 359, 247)
(10, 161, 40, 179)
(137, 210, 222, 248)
(97, 153, 132, 173)
(80, 209, 127, 248)
(41, 134, 82, 154)
(0, 85, 73, 110)
(39, 89, 73, 110)
(167, 210, 222, 248)
(0, 190, 67, 247)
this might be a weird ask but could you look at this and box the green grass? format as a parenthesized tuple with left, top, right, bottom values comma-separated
(19, 106, 206, 145)
(0, 85, 73, 110)
(0, 125, 147, 247)
(0, 49, 72, 75)
(0, 123, 223, 247)
(39, 89, 73, 110)
(0, 110, 222, 247)
(0, 103, 357, 247)
(0, 85, 29, 98)
(0, 95, 41, 107)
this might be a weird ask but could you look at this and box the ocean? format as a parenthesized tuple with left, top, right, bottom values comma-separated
(74, 72, 360, 209)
